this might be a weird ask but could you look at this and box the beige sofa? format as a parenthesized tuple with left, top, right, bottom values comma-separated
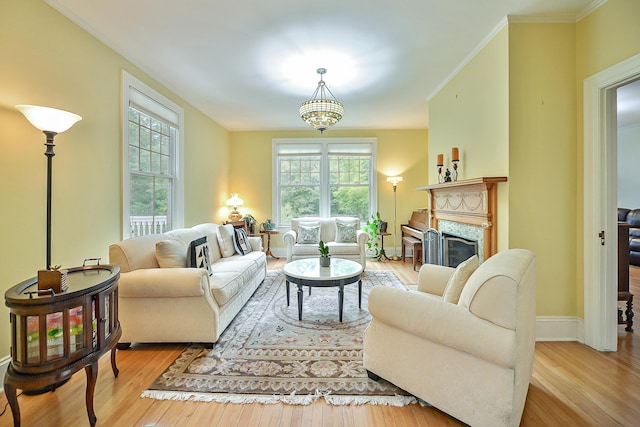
(363, 249, 536, 427)
(109, 223, 266, 346)
(283, 217, 369, 268)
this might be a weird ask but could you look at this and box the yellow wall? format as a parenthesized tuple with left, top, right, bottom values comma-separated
(429, 0, 640, 319)
(229, 129, 429, 251)
(429, 26, 510, 250)
(574, 0, 640, 316)
(508, 23, 577, 316)
(0, 0, 229, 358)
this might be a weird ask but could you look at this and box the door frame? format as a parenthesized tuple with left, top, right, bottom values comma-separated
(583, 53, 640, 351)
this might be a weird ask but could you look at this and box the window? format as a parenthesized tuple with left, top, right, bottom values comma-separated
(122, 71, 184, 238)
(273, 138, 377, 226)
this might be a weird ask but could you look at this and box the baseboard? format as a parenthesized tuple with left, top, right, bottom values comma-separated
(536, 316, 584, 342)
(0, 355, 10, 393)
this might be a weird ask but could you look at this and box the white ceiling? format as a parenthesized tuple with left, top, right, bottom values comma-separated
(46, 0, 633, 132)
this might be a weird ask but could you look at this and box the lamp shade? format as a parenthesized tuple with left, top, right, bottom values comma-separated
(227, 194, 244, 208)
(386, 176, 403, 186)
(16, 105, 82, 133)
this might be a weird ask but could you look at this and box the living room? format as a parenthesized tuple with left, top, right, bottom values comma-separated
(1, 0, 639, 426)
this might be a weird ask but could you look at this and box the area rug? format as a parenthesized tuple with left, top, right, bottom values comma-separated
(142, 269, 417, 406)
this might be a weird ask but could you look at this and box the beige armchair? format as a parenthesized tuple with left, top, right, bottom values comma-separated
(363, 249, 536, 427)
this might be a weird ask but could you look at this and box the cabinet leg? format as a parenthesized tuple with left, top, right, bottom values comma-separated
(85, 362, 98, 427)
(111, 347, 119, 378)
(4, 383, 20, 427)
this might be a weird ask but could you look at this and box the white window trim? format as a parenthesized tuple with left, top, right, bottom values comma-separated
(272, 137, 378, 229)
(121, 70, 185, 239)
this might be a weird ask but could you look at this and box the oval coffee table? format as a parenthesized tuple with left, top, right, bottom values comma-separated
(283, 258, 364, 322)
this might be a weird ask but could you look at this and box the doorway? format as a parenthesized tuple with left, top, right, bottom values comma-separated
(583, 53, 640, 351)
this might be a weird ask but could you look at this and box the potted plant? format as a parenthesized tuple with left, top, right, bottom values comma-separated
(364, 212, 387, 261)
(318, 240, 331, 267)
(243, 214, 257, 234)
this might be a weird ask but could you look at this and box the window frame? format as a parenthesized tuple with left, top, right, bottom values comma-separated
(272, 138, 378, 228)
(121, 70, 185, 239)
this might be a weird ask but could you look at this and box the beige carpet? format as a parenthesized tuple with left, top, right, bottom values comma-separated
(142, 269, 417, 406)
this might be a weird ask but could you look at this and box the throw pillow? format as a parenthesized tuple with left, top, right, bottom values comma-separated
(187, 237, 212, 275)
(442, 255, 479, 304)
(216, 224, 236, 258)
(335, 219, 357, 243)
(297, 223, 321, 244)
(155, 237, 187, 268)
(233, 228, 253, 256)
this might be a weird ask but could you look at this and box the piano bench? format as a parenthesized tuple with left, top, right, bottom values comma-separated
(402, 236, 422, 271)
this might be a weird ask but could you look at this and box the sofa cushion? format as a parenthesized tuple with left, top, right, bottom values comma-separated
(325, 242, 361, 255)
(298, 223, 321, 244)
(216, 224, 236, 258)
(442, 255, 479, 304)
(155, 237, 187, 268)
(628, 209, 640, 227)
(233, 228, 252, 255)
(187, 237, 212, 275)
(336, 218, 358, 243)
(208, 271, 245, 306)
(192, 223, 223, 262)
(618, 208, 631, 222)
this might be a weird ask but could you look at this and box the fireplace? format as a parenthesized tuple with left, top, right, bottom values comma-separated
(417, 177, 507, 263)
(442, 232, 478, 268)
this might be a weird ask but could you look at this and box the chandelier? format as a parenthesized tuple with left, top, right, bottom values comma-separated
(299, 68, 344, 133)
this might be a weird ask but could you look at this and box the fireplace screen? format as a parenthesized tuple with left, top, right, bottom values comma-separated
(443, 233, 478, 268)
(424, 228, 442, 265)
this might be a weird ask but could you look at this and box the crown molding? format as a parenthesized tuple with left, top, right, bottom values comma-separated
(428, 0, 609, 102)
(577, 0, 608, 22)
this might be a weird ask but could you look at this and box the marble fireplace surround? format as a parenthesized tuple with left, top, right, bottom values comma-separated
(417, 177, 507, 262)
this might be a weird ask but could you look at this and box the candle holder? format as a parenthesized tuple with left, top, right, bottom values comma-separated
(437, 164, 444, 183)
(452, 160, 459, 181)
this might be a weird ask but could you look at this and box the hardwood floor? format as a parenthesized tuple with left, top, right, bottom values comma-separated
(1, 260, 639, 426)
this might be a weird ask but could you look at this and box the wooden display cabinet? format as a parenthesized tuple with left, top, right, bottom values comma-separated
(3, 264, 121, 427)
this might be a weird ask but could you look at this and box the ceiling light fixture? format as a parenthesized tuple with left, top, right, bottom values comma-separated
(299, 68, 344, 133)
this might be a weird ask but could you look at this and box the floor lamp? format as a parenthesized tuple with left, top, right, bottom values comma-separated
(386, 176, 403, 261)
(16, 105, 82, 270)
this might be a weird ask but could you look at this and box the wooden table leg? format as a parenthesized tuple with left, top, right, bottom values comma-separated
(297, 283, 303, 320)
(625, 295, 634, 332)
(4, 382, 20, 427)
(286, 280, 290, 306)
(339, 284, 344, 322)
(85, 362, 98, 427)
(358, 280, 362, 309)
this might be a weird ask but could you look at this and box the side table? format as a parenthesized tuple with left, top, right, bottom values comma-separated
(4, 264, 121, 427)
(260, 230, 280, 259)
(377, 232, 392, 261)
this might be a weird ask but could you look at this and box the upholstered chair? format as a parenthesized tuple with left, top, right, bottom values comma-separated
(363, 249, 536, 427)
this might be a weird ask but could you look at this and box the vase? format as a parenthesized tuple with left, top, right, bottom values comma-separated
(319, 256, 331, 267)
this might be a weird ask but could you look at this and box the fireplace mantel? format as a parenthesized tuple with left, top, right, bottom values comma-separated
(416, 177, 507, 260)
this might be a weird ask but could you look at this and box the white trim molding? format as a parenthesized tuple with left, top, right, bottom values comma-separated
(536, 316, 584, 342)
(583, 53, 640, 351)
